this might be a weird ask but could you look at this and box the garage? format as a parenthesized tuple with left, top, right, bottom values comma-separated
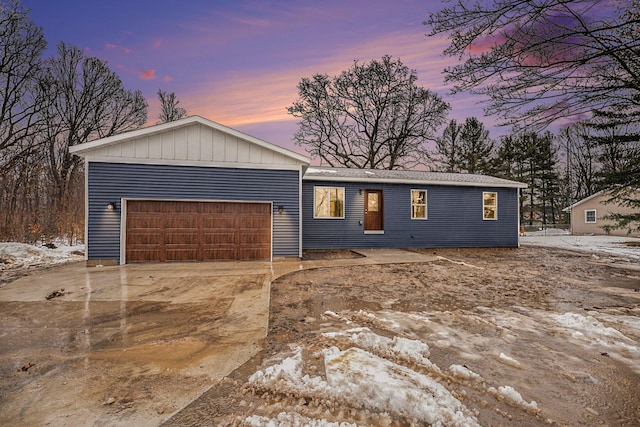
(125, 200, 272, 262)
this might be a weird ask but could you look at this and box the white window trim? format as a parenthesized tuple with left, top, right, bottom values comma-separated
(313, 186, 345, 219)
(410, 189, 428, 220)
(483, 191, 498, 221)
(585, 209, 597, 223)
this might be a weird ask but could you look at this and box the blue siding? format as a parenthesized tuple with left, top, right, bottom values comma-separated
(88, 162, 300, 262)
(302, 181, 520, 249)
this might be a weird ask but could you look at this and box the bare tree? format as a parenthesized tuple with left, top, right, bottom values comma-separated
(558, 123, 600, 203)
(37, 43, 147, 238)
(287, 55, 449, 169)
(425, 0, 640, 131)
(157, 89, 187, 123)
(0, 0, 46, 173)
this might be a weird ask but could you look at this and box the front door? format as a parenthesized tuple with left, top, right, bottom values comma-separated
(364, 190, 383, 232)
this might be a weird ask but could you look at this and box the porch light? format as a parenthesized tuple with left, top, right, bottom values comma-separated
(277, 205, 284, 214)
(359, 189, 363, 195)
(107, 202, 116, 211)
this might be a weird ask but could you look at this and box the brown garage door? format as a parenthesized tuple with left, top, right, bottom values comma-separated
(126, 200, 271, 262)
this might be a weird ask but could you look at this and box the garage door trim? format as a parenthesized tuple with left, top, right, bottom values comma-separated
(120, 198, 273, 264)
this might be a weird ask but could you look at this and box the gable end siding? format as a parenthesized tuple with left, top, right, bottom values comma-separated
(88, 162, 300, 262)
(302, 181, 519, 249)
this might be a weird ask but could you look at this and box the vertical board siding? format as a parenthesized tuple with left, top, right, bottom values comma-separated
(302, 181, 519, 249)
(88, 162, 300, 262)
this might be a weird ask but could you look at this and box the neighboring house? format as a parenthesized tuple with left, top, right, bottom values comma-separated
(564, 190, 640, 237)
(70, 116, 527, 265)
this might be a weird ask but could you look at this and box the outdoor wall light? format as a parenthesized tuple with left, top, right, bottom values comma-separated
(277, 205, 284, 214)
(359, 189, 364, 195)
(107, 202, 116, 211)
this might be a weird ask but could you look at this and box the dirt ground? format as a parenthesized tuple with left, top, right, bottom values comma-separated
(165, 246, 640, 426)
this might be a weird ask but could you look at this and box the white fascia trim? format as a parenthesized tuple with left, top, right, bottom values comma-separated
(84, 156, 304, 171)
(303, 175, 528, 189)
(564, 190, 606, 211)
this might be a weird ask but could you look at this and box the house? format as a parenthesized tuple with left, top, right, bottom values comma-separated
(564, 190, 640, 237)
(302, 167, 525, 249)
(70, 116, 527, 265)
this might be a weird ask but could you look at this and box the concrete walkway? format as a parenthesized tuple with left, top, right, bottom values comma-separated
(271, 248, 439, 279)
(0, 248, 437, 427)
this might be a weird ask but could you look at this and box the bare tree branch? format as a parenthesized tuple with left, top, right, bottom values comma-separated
(288, 56, 449, 169)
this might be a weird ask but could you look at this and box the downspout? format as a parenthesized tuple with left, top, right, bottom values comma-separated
(299, 165, 304, 258)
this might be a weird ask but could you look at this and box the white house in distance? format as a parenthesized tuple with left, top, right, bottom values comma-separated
(565, 190, 640, 237)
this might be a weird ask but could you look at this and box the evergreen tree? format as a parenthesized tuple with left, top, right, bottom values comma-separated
(457, 117, 494, 174)
(495, 132, 561, 226)
(587, 108, 640, 232)
(430, 119, 462, 172)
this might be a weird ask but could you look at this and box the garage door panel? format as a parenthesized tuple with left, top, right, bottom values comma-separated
(202, 248, 235, 260)
(126, 200, 271, 262)
(202, 231, 235, 244)
(127, 233, 162, 245)
(237, 246, 270, 260)
(165, 231, 199, 245)
(165, 248, 199, 261)
(128, 248, 163, 262)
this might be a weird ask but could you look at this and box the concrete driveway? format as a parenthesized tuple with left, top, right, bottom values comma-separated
(0, 261, 273, 426)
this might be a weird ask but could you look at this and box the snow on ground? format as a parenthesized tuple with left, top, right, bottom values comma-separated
(248, 331, 482, 426)
(0, 242, 84, 270)
(246, 302, 640, 425)
(520, 233, 640, 260)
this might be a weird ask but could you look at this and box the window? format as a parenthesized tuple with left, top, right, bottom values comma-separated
(314, 186, 345, 218)
(585, 209, 597, 223)
(411, 189, 427, 219)
(483, 192, 497, 220)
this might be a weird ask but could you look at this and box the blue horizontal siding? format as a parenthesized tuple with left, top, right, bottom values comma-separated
(88, 162, 300, 262)
(302, 181, 519, 249)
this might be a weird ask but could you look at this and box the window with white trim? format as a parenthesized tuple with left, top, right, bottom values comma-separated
(585, 209, 596, 223)
(483, 192, 497, 220)
(314, 186, 345, 218)
(411, 189, 427, 219)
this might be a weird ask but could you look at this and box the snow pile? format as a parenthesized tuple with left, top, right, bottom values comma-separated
(488, 385, 538, 410)
(448, 364, 482, 381)
(0, 242, 84, 270)
(323, 346, 479, 426)
(323, 327, 439, 371)
(550, 312, 639, 354)
(248, 345, 480, 427)
(498, 352, 523, 369)
(245, 412, 357, 427)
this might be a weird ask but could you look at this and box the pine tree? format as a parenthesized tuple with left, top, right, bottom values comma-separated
(430, 119, 463, 172)
(457, 117, 495, 174)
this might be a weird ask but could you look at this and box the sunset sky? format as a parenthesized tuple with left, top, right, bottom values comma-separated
(23, 0, 497, 154)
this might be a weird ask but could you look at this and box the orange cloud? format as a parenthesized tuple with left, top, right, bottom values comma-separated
(154, 39, 162, 49)
(162, 75, 173, 82)
(185, 29, 457, 129)
(139, 69, 156, 80)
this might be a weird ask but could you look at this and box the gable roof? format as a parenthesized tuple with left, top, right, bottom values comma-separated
(562, 190, 606, 212)
(69, 115, 310, 167)
(302, 166, 528, 189)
